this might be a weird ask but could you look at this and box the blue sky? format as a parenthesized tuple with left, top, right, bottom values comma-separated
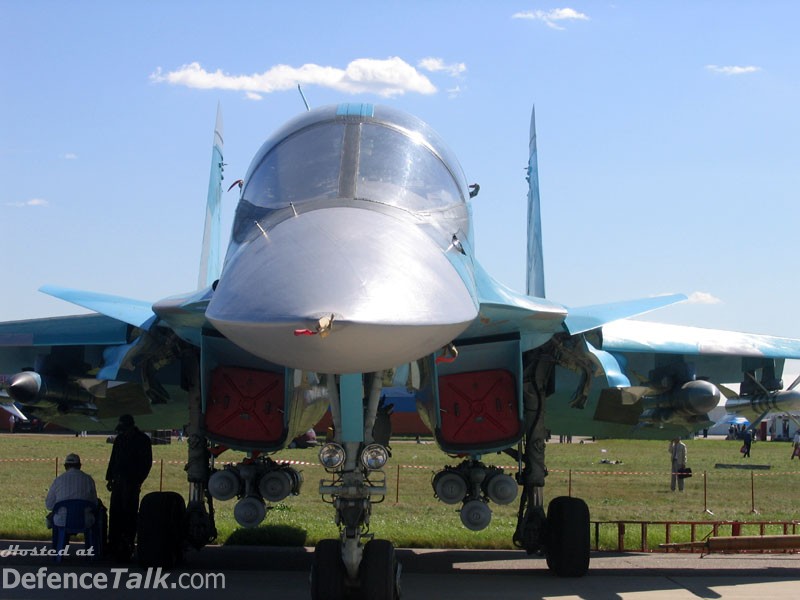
(2, 1, 800, 347)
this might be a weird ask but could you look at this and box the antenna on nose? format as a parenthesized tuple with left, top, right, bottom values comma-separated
(297, 84, 310, 111)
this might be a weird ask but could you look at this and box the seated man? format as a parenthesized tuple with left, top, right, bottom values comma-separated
(45, 453, 99, 546)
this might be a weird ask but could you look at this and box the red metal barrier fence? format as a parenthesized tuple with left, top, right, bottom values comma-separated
(592, 519, 800, 552)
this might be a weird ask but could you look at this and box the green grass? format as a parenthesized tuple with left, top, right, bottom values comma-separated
(2, 434, 798, 550)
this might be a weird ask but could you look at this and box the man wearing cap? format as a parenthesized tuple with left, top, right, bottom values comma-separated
(105, 414, 152, 561)
(45, 454, 98, 542)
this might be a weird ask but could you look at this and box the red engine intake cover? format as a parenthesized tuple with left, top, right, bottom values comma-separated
(438, 369, 520, 447)
(206, 367, 285, 445)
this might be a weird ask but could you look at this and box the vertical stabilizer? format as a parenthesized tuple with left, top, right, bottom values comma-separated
(198, 104, 224, 289)
(526, 105, 546, 298)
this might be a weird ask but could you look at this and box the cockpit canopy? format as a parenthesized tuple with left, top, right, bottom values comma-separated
(232, 104, 471, 243)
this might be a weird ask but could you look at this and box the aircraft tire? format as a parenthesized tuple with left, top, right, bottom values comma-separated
(311, 539, 345, 600)
(544, 496, 590, 577)
(137, 491, 186, 569)
(361, 539, 399, 600)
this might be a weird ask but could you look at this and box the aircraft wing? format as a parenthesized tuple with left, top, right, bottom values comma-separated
(0, 311, 188, 430)
(457, 260, 567, 345)
(0, 312, 130, 352)
(459, 259, 688, 351)
(39, 285, 156, 329)
(539, 317, 800, 438)
(601, 319, 800, 359)
(601, 318, 800, 385)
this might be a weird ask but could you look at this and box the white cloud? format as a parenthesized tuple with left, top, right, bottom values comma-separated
(513, 8, 589, 30)
(63, 153, 78, 160)
(151, 57, 438, 98)
(418, 57, 466, 78)
(7, 198, 49, 208)
(686, 291, 722, 305)
(244, 91, 263, 101)
(705, 65, 761, 75)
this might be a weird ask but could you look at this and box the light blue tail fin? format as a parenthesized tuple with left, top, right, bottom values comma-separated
(197, 104, 224, 289)
(526, 104, 546, 298)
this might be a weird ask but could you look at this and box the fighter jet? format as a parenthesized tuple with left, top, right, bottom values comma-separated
(3, 102, 800, 598)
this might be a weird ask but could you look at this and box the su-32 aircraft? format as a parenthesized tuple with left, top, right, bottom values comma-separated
(3, 102, 800, 598)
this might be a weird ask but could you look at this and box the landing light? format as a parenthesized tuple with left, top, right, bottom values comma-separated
(360, 444, 389, 471)
(319, 443, 346, 470)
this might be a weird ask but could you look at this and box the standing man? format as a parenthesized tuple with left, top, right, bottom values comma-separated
(742, 429, 753, 458)
(792, 430, 800, 460)
(669, 437, 687, 492)
(106, 414, 152, 561)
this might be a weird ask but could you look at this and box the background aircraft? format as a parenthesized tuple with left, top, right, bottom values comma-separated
(3, 103, 800, 599)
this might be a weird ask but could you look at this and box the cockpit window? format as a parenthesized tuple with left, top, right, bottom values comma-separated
(229, 104, 472, 251)
(242, 123, 345, 208)
(356, 124, 464, 211)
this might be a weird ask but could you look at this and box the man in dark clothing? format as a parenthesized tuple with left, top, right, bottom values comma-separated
(106, 414, 152, 561)
(742, 429, 753, 458)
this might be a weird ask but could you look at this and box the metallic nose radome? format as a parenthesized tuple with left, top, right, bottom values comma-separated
(206, 208, 478, 373)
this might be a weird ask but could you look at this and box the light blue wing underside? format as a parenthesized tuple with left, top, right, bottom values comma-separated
(602, 319, 800, 359)
(39, 285, 155, 330)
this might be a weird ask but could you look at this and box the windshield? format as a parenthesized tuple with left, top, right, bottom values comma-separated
(241, 122, 345, 208)
(241, 121, 464, 212)
(356, 123, 463, 211)
(232, 105, 471, 246)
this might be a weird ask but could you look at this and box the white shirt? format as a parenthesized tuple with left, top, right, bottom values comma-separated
(794, 432, 800, 444)
(45, 468, 97, 527)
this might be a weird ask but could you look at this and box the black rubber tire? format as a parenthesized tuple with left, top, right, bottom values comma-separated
(361, 539, 398, 600)
(311, 539, 345, 600)
(137, 491, 186, 569)
(544, 496, 590, 577)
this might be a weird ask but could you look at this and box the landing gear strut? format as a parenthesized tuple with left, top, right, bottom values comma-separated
(513, 348, 590, 577)
(311, 373, 400, 600)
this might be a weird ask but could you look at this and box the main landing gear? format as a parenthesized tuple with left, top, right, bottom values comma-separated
(512, 348, 591, 577)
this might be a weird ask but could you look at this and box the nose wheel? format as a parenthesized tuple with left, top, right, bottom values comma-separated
(311, 539, 346, 600)
(311, 538, 400, 600)
(361, 539, 400, 600)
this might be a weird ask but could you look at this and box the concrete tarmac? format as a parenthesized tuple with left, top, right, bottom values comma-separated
(1, 540, 798, 599)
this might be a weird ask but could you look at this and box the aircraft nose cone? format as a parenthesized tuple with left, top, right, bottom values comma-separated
(207, 208, 478, 373)
(8, 372, 42, 403)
